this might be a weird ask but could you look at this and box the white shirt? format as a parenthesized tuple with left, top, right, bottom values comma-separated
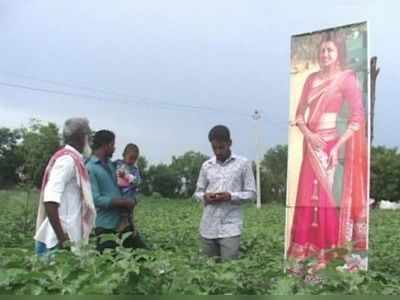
(194, 154, 256, 239)
(34, 145, 83, 249)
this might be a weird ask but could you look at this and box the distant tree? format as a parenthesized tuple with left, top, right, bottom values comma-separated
(260, 145, 288, 203)
(137, 156, 148, 173)
(170, 151, 208, 197)
(18, 120, 61, 188)
(145, 163, 180, 198)
(0, 127, 23, 187)
(371, 146, 400, 201)
(136, 155, 150, 195)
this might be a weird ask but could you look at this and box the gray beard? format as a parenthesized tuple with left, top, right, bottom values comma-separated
(82, 139, 92, 158)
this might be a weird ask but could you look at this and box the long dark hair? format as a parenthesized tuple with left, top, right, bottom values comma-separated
(318, 30, 347, 69)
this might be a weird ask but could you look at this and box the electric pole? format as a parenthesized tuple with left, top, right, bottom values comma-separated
(252, 109, 262, 209)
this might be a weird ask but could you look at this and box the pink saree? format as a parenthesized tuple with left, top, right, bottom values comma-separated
(288, 69, 368, 267)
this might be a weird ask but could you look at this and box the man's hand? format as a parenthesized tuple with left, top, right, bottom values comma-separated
(204, 193, 217, 205)
(127, 200, 136, 210)
(45, 202, 70, 250)
(58, 232, 70, 249)
(204, 192, 231, 204)
(214, 192, 231, 202)
(112, 198, 136, 210)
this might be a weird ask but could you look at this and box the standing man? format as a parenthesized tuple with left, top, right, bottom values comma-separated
(85, 130, 146, 252)
(194, 125, 256, 261)
(34, 118, 96, 256)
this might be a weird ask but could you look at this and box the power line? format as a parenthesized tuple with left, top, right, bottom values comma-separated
(0, 70, 250, 118)
(0, 70, 300, 126)
(0, 71, 295, 127)
(0, 79, 301, 132)
(0, 70, 370, 133)
(0, 80, 254, 118)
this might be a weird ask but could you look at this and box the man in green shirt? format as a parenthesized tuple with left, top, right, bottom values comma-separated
(86, 130, 146, 252)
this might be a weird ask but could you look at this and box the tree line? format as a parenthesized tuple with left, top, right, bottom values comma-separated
(0, 120, 399, 203)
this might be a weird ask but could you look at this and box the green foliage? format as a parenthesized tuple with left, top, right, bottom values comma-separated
(1, 190, 400, 295)
(145, 164, 180, 198)
(260, 144, 288, 203)
(136, 156, 150, 195)
(140, 151, 208, 198)
(170, 151, 208, 197)
(18, 120, 61, 188)
(136, 156, 148, 174)
(370, 146, 400, 201)
(0, 189, 38, 249)
(0, 127, 23, 187)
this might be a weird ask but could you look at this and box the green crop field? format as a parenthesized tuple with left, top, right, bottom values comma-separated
(0, 189, 399, 295)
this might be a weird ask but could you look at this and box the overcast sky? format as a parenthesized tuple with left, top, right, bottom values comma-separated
(0, 0, 398, 163)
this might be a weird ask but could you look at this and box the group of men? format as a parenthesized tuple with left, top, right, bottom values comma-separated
(34, 117, 256, 261)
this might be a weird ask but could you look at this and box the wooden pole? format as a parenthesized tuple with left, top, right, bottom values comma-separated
(370, 56, 380, 144)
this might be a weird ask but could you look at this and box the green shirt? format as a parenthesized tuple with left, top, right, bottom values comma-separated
(86, 155, 122, 229)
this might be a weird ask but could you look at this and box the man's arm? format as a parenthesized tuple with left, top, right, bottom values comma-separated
(87, 164, 134, 210)
(193, 164, 208, 203)
(43, 156, 75, 248)
(111, 198, 135, 209)
(230, 160, 256, 205)
(45, 202, 69, 248)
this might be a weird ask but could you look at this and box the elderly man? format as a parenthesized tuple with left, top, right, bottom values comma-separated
(34, 118, 96, 256)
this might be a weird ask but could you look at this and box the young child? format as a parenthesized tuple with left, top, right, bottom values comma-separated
(115, 143, 142, 233)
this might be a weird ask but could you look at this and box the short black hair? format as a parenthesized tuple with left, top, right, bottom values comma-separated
(123, 143, 139, 157)
(208, 125, 231, 142)
(92, 130, 115, 150)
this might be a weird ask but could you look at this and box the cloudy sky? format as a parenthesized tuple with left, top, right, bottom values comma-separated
(0, 0, 398, 163)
